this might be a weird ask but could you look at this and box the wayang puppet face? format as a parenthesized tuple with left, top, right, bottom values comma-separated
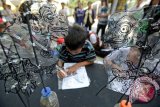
(30, 3, 68, 36)
(103, 11, 140, 49)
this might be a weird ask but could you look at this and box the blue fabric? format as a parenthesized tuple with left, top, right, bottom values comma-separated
(75, 9, 85, 25)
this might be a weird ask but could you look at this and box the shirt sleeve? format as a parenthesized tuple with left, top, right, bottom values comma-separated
(85, 41, 96, 62)
(58, 45, 67, 62)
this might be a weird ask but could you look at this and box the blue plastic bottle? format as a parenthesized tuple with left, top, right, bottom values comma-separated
(40, 87, 59, 107)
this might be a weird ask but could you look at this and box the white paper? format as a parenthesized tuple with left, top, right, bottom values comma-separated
(61, 63, 90, 90)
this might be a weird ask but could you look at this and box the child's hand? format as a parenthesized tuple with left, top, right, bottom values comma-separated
(57, 70, 67, 79)
(66, 65, 79, 75)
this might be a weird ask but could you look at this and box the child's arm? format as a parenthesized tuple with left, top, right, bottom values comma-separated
(66, 61, 94, 75)
(57, 60, 66, 78)
(100, 13, 109, 18)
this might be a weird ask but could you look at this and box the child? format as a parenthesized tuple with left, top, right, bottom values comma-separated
(57, 24, 96, 78)
(59, 2, 68, 17)
(74, 3, 85, 26)
(97, 0, 109, 42)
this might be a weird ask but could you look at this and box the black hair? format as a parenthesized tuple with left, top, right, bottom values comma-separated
(101, 0, 108, 6)
(61, 2, 65, 5)
(47, 0, 53, 2)
(65, 24, 87, 50)
(88, 1, 92, 5)
(0, 12, 2, 18)
(149, 0, 160, 6)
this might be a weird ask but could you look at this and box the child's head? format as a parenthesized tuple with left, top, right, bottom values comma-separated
(101, 0, 108, 6)
(61, 2, 65, 9)
(65, 24, 87, 55)
(88, 1, 92, 9)
(79, 3, 83, 9)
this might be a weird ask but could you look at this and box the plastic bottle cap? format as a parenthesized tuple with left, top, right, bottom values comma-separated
(41, 87, 51, 97)
(57, 38, 64, 44)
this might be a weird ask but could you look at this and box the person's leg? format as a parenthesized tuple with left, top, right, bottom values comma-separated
(101, 25, 107, 41)
(101, 25, 107, 37)
(89, 24, 92, 31)
(85, 24, 88, 30)
(96, 24, 101, 35)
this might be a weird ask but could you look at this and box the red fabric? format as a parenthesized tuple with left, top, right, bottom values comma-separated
(0, 18, 3, 24)
(138, 86, 155, 102)
(129, 76, 159, 103)
(147, 87, 155, 98)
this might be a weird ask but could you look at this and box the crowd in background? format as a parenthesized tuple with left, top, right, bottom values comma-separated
(0, 0, 159, 47)
(0, 0, 159, 56)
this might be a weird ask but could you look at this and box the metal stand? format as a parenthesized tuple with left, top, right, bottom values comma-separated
(24, 6, 47, 92)
(96, 76, 117, 96)
(0, 34, 28, 107)
(16, 87, 28, 107)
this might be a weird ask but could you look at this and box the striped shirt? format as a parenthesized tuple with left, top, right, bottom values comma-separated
(98, 6, 109, 25)
(58, 40, 96, 62)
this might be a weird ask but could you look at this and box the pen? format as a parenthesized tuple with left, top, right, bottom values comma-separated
(56, 65, 68, 77)
(56, 65, 77, 77)
(56, 65, 65, 72)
